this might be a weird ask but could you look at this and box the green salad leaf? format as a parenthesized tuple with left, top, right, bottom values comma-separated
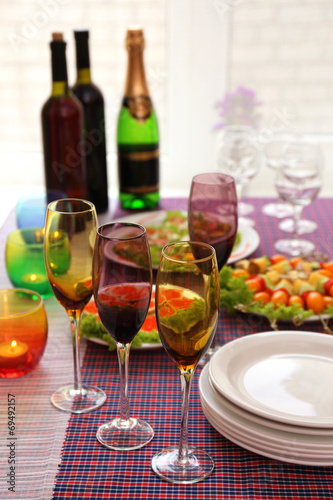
(80, 313, 161, 350)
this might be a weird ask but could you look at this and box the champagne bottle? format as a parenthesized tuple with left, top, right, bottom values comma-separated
(117, 26, 159, 210)
(72, 30, 109, 213)
(41, 33, 87, 200)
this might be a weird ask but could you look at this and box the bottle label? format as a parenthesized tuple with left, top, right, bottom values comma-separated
(118, 147, 159, 194)
(126, 96, 152, 122)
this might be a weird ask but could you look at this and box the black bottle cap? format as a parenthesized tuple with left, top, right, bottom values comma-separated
(50, 33, 67, 82)
(74, 29, 90, 69)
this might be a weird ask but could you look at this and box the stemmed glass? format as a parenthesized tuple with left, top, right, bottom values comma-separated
(44, 198, 106, 413)
(216, 125, 260, 224)
(261, 139, 295, 218)
(92, 222, 154, 450)
(151, 241, 220, 484)
(274, 142, 322, 256)
(188, 172, 237, 360)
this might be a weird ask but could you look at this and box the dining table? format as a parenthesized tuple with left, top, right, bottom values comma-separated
(1, 195, 333, 500)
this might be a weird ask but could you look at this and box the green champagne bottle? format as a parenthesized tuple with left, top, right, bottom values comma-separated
(117, 27, 159, 210)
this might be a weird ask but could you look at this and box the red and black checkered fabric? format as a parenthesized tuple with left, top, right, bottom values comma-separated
(52, 197, 333, 499)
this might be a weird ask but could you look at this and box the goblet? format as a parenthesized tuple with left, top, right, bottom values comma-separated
(188, 172, 237, 361)
(278, 140, 322, 234)
(261, 139, 295, 218)
(44, 198, 106, 413)
(151, 241, 220, 484)
(93, 222, 154, 451)
(274, 143, 322, 256)
(216, 125, 259, 224)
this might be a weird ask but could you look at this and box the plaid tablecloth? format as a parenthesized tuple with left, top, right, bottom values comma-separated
(2, 197, 333, 499)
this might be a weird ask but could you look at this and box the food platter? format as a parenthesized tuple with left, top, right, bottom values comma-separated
(112, 210, 260, 268)
(220, 255, 333, 328)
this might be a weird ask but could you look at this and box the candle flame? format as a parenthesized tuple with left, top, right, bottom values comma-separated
(11, 340, 17, 348)
(30, 274, 37, 282)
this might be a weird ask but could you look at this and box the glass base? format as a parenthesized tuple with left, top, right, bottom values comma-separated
(96, 417, 154, 451)
(119, 191, 159, 211)
(151, 446, 214, 484)
(51, 384, 106, 414)
(262, 202, 294, 218)
(238, 201, 254, 217)
(279, 218, 317, 234)
(274, 238, 315, 257)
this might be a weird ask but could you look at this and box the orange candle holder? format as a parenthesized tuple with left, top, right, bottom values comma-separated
(0, 289, 48, 378)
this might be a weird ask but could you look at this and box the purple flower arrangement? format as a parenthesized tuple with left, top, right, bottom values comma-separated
(214, 86, 262, 130)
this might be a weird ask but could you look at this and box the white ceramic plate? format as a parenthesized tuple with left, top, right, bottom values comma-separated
(209, 331, 333, 427)
(199, 363, 333, 465)
(110, 210, 260, 267)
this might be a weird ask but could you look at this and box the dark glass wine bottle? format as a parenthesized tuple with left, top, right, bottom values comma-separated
(41, 33, 87, 200)
(72, 30, 109, 213)
(117, 27, 159, 210)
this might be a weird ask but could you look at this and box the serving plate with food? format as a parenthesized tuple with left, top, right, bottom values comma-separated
(113, 210, 259, 268)
(219, 254, 333, 330)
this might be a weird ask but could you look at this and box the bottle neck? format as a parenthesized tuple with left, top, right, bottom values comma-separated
(50, 40, 68, 96)
(124, 48, 149, 97)
(51, 81, 69, 96)
(76, 67, 92, 84)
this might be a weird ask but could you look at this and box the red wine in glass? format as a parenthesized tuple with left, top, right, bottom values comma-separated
(92, 222, 154, 451)
(188, 173, 238, 271)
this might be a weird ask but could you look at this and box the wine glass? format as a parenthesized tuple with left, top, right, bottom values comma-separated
(216, 125, 260, 224)
(151, 241, 220, 484)
(261, 139, 295, 218)
(188, 172, 237, 361)
(92, 222, 154, 451)
(44, 198, 106, 413)
(274, 142, 322, 256)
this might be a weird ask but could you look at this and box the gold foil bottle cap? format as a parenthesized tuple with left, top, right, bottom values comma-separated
(126, 26, 144, 51)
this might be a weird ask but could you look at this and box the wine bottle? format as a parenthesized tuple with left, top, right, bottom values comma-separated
(72, 30, 109, 213)
(41, 33, 87, 200)
(117, 26, 159, 210)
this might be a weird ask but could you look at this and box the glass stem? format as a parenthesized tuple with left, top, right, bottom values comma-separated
(69, 311, 82, 393)
(117, 343, 131, 421)
(178, 369, 194, 463)
(293, 205, 303, 239)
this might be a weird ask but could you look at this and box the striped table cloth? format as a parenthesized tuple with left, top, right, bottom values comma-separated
(1, 197, 333, 499)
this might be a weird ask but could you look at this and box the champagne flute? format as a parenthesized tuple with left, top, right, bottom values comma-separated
(188, 172, 237, 361)
(44, 198, 106, 414)
(93, 222, 154, 450)
(274, 143, 322, 256)
(151, 241, 220, 484)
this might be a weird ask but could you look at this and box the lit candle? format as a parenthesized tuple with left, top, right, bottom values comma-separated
(0, 340, 29, 368)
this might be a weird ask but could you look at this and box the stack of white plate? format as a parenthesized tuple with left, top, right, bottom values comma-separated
(199, 330, 333, 466)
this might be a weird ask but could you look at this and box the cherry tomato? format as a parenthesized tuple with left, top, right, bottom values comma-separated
(246, 277, 265, 293)
(232, 269, 250, 279)
(323, 261, 333, 273)
(270, 254, 286, 265)
(306, 292, 325, 314)
(323, 296, 333, 308)
(253, 291, 271, 305)
(324, 279, 333, 294)
(329, 284, 333, 298)
(289, 257, 304, 269)
(288, 295, 304, 308)
(271, 290, 289, 307)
